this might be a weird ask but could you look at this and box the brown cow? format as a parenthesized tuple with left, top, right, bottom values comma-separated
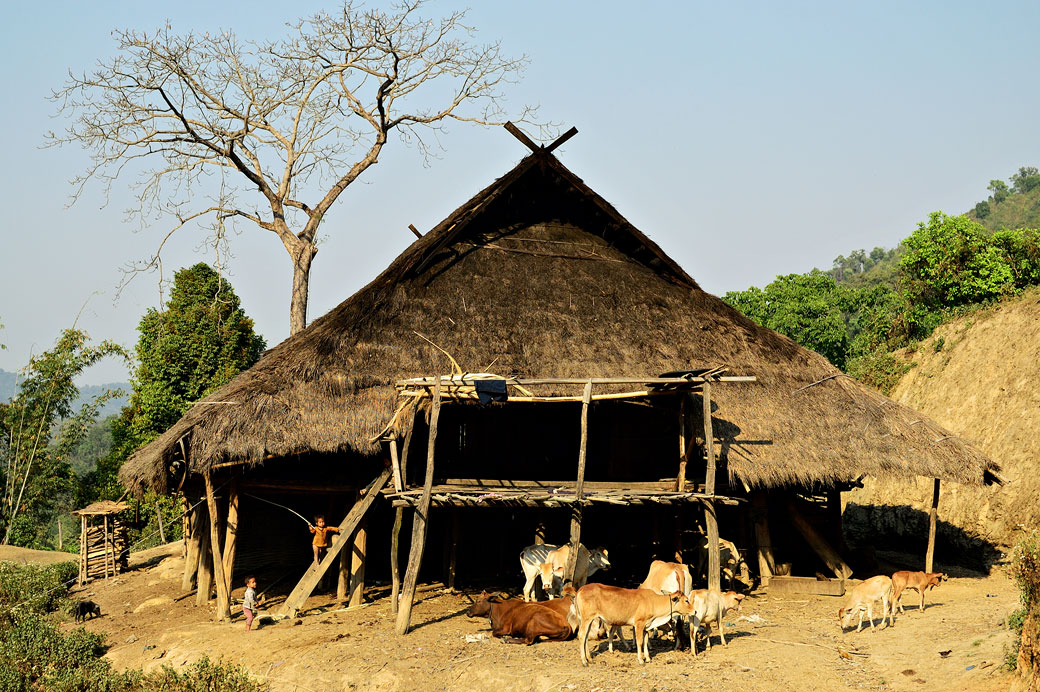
(466, 589, 576, 645)
(891, 571, 947, 613)
(575, 583, 694, 665)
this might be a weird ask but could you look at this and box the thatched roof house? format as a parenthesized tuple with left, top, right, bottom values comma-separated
(120, 145, 999, 495)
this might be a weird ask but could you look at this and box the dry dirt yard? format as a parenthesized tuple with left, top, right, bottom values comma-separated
(55, 544, 1018, 692)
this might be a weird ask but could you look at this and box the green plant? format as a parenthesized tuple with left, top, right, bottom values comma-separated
(140, 657, 265, 692)
(933, 336, 945, 353)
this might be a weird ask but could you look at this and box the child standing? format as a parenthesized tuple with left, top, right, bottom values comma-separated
(309, 515, 340, 567)
(242, 575, 260, 631)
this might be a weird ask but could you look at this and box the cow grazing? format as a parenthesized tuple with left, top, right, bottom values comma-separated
(519, 543, 610, 601)
(891, 571, 947, 613)
(466, 589, 576, 645)
(575, 583, 694, 665)
(690, 589, 745, 654)
(73, 599, 101, 622)
(839, 575, 894, 633)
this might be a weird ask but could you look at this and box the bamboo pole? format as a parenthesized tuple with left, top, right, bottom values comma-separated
(565, 380, 593, 583)
(103, 515, 111, 578)
(395, 378, 442, 635)
(78, 516, 86, 585)
(204, 472, 230, 621)
(925, 478, 940, 572)
(702, 382, 721, 593)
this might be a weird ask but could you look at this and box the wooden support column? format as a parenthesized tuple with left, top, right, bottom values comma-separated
(103, 515, 110, 578)
(446, 508, 460, 591)
(395, 377, 442, 635)
(196, 504, 213, 606)
(389, 436, 404, 492)
(702, 382, 721, 593)
(786, 498, 853, 580)
(78, 516, 87, 585)
(221, 479, 240, 596)
(674, 505, 684, 564)
(390, 506, 404, 615)
(752, 492, 775, 584)
(349, 496, 368, 607)
(338, 492, 356, 602)
(565, 380, 593, 583)
(925, 478, 940, 572)
(204, 473, 231, 621)
(181, 496, 190, 559)
(155, 502, 166, 544)
(677, 395, 689, 492)
(182, 500, 204, 591)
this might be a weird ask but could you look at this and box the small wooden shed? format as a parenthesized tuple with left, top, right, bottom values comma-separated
(72, 500, 129, 584)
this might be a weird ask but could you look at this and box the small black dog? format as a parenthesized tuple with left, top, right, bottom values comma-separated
(73, 599, 101, 622)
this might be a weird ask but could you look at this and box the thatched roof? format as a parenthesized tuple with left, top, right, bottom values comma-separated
(119, 148, 1000, 494)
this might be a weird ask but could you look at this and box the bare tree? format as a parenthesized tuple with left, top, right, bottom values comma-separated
(50, 1, 542, 335)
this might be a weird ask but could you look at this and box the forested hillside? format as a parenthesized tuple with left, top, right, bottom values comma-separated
(967, 166, 1040, 230)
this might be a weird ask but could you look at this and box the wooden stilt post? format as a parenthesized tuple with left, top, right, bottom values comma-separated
(204, 472, 230, 621)
(390, 506, 404, 615)
(395, 377, 442, 635)
(349, 499, 368, 607)
(182, 499, 204, 591)
(677, 395, 688, 492)
(447, 508, 460, 591)
(565, 380, 593, 583)
(674, 505, 684, 564)
(196, 504, 213, 606)
(103, 515, 111, 578)
(338, 492, 355, 602)
(181, 496, 190, 559)
(389, 437, 404, 492)
(925, 478, 940, 572)
(78, 516, 87, 585)
(702, 381, 721, 593)
(752, 492, 775, 585)
(221, 479, 240, 597)
(155, 502, 166, 544)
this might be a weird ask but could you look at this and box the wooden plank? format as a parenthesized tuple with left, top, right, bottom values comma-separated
(751, 492, 776, 584)
(390, 506, 404, 615)
(544, 126, 578, 153)
(221, 479, 240, 593)
(204, 473, 231, 621)
(441, 479, 676, 490)
(504, 121, 539, 151)
(925, 478, 940, 572)
(785, 498, 853, 580)
(395, 377, 442, 635)
(565, 380, 593, 583)
(703, 382, 721, 592)
(279, 466, 392, 618)
(767, 576, 846, 596)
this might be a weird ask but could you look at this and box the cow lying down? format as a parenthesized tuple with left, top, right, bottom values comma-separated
(466, 587, 579, 645)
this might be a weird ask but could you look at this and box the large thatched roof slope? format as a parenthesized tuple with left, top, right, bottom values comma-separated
(120, 148, 1000, 493)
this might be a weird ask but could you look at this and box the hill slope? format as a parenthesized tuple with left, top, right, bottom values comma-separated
(847, 287, 1040, 549)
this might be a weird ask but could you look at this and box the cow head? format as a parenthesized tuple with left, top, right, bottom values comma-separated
(537, 562, 564, 599)
(590, 547, 611, 571)
(723, 591, 745, 611)
(838, 607, 849, 628)
(925, 572, 947, 590)
(668, 591, 695, 617)
(466, 593, 494, 618)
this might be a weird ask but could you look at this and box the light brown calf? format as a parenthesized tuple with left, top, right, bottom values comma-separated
(838, 575, 894, 633)
(891, 571, 947, 613)
(690, 589, 745, 654)
(575, 583, 694, 665)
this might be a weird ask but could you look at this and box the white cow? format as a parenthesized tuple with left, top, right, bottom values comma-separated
(519, 543, 610, 602)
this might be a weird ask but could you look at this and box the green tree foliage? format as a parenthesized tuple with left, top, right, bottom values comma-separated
(1011, 166, 1040, 195)
(900, 212, 1015, 309)
(989, 178, 1010, 203)
(724, 272, 856, 369)
(974, 200, 991, 219)
(0, 330, 126, 547)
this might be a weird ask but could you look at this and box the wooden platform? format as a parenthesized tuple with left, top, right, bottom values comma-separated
(384, 482, 743, 508)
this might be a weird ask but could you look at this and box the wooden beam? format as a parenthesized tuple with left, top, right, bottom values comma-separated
(703, 382, 721, 592)
(925, 478, 940, 572)
(395, 377, 442, 635)
(349, 515, 367, 607)
(279, 467, 392, 618)
(565, 380, 593, 583)
(408, 223, 423, 239)
(390, 506, 404, 615)
(221, 479, 240, 593)
(504, 121, 539, 152)
(398, 384, 440, 624)
(204, 473, 231, 621)
(544, 126, 578, 153)
(785, 498, 853, 580)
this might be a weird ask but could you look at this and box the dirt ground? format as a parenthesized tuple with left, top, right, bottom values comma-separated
(34, 542, 1017, 692)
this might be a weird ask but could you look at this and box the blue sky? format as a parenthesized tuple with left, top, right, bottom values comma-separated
(1, 0, 1038, 384)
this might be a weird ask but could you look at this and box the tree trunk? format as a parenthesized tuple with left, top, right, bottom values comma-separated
(288, 240, 317, 336)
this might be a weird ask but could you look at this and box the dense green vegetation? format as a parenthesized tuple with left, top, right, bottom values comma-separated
(1, 263, 265, 553)
(1007, 532, 1040, 676)
(968, 166, 1040, 231)
(0, 560, 263, 691)
(725, 167, 1040, 394)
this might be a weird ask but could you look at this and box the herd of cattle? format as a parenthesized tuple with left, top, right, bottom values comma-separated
(464, 542, 949, 666)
